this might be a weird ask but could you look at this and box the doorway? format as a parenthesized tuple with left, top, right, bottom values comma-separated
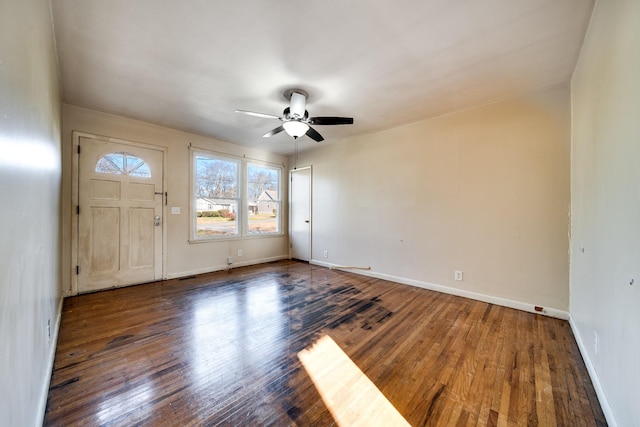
(289, 167, 312, 261)
(74, 134, 165, 293)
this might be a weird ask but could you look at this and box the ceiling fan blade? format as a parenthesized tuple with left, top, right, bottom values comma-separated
(309, 116, 354, 125)
(235, 109, 281, 120)
(305, 126, 324, 142)
(263, 126, 285, 138)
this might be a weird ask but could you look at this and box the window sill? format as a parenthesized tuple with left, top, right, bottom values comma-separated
(188, 233, 286, 244)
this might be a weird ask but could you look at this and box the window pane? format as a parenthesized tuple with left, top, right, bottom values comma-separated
(195, 200, 238, 237)
(247, 164, 280, 234)
(96, 153, 123, 175)
(195, 154, 239, 237)
(95, 152, 151, 178)
(125, 155, 151, 177)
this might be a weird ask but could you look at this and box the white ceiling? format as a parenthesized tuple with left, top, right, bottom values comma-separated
(51, 0, 594, 155)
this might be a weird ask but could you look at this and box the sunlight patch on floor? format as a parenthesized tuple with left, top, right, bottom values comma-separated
(298, 335, 411, 427)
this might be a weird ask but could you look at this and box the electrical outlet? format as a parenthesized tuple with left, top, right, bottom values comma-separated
(238, 249, 243, 257)
(323, 250, 328, 258)
(454, 270, 463, 281)
(227, 257, 233, 265)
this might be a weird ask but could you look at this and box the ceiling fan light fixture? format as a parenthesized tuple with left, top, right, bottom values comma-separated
(283, 120, 309, 138)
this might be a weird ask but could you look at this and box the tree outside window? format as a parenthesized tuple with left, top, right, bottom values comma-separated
(194, 154, 239, 238)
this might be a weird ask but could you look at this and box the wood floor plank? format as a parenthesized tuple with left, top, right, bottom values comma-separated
(45, 260, 606, 426)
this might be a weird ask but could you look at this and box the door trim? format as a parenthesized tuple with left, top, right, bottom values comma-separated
(70, 131, 168, 296)
(289, 166, 312, 261)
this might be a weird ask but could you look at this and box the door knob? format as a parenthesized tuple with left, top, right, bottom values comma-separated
(304, 220, 310, 223)
(154, 215, 161, 226)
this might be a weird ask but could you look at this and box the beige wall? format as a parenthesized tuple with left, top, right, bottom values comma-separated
(61, 105, 289, 293)
(294, 84, 571, 314)
(6, 2, 632, 424)
(0, 0, 63, 425)
(570, 0, 640, 425)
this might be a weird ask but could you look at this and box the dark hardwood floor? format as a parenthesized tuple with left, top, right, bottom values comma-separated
(45, 260, 605, 426)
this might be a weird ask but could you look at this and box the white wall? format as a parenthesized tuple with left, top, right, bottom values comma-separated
(295, 84, 571, 314)
(570, 1, 640, 425)
(61, 105, 289, 292)
(0, 0, 63, 425)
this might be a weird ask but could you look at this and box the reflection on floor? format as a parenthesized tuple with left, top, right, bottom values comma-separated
(299, 334, 410, 426)
(44, 260, 605, 426)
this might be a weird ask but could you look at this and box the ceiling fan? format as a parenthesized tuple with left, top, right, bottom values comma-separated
(235, 89, 354, 142)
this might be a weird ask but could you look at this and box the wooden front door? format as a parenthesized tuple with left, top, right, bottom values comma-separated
(77, 136, 164, 293)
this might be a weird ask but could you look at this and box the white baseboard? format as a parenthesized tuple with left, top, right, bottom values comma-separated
(310, 260, 569, 320)
(569, 315, 617, 427)
(166, 255, 289, 280)
(37, 296, 64, 427)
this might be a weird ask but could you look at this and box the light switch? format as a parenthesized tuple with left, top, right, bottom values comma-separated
(171, 207, 181, 215)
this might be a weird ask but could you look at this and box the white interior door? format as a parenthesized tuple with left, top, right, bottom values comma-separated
(77, 137, 164, 293)
(290, 167, 311, 261)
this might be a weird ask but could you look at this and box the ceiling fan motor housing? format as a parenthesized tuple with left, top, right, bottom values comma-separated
(282, 107, 309, 120)
(285, 89, 308, 119)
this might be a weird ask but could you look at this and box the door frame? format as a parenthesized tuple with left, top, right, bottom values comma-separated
(289, 166, 312, 261)
(70, 131, 168, 295)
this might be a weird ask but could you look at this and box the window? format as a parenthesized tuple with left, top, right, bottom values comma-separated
(95, 152, 151, 178)
(247, 163, 280, 235)
(193, 152, 239, 238)
(191, 149, 283, 241)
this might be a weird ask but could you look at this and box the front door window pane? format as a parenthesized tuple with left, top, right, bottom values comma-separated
(95, 152, 151, 178)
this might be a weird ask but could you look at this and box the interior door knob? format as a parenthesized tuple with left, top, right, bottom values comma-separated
(305, 220, 310, 223)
